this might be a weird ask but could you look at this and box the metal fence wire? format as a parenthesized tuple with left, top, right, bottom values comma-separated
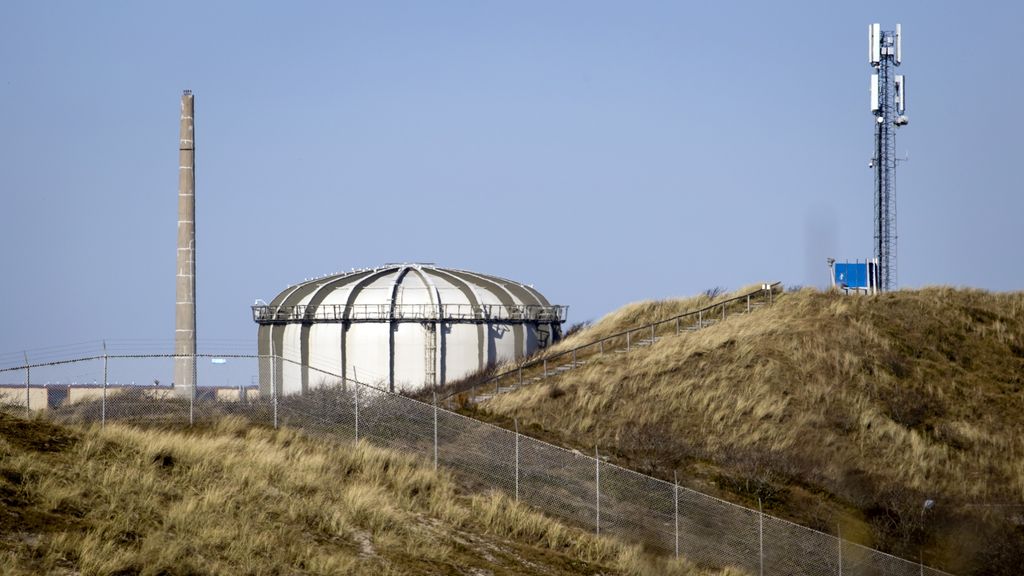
(0, 353, 953, 576)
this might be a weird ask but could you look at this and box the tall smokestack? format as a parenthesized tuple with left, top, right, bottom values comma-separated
(174, 90, 196, 397)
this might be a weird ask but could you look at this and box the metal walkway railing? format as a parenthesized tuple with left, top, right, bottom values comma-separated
(252, 302, 569, 324)
(444, 282, 781, 404)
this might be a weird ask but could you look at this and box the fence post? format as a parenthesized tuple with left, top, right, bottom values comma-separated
(102, 342, 108, 427)
(23, 352, 30, 414)
(837, 524, 843, 576)
(272, 356, 279, 429)
(572, 349, 576, 367)
(698, 309, 703, 328)
(514, 418, 520, 502)
(626, 331, 631, 351)
(353, 377, 359, 442)
(595, 445, 601, 535)
(432, 392, 438, 471)
(674, 471, 680, 560)
(651, 325, 656, 343)
(518, 366, 523, 387)
(747, 294, 751, 313)
(543, 358, 547, 379)
(675, 318, 680, 335)
(722, 303, 726, 322)
(190, 352, 196, 427)
(758, 497, 764, 576)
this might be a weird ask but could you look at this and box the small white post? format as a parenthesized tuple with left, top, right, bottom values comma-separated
(514, 418, 520, 502)
(543, 358, 548, 378)
(837, 524, 843, 576)
(626, 331, 631, 351)
(432, 392, 438, 471)
(758, 497, 764, 576)
(674, 471, 680, 560)
(595, 445, 601, 535)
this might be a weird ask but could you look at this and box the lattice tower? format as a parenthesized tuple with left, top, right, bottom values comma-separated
(869, 24, 908, 291)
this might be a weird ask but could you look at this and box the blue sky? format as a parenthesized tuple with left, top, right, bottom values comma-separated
(2, 1, 1022, 372)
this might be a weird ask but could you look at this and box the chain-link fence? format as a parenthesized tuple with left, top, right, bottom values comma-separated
(0, 353, 952, 576)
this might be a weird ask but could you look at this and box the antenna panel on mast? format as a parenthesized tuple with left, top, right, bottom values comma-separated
(869, 23, 881, 65)
(895, 23, 902, 65)
(895, 75, 905, 114)
(870, 74, 879, 112)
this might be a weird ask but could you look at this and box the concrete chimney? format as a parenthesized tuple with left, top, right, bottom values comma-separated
(174, 90, 196, 397)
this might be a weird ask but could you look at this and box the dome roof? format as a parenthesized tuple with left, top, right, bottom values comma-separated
(253, 264, 566, 324)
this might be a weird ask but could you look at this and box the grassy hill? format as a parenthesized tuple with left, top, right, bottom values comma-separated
(475, 287, 1024, 575)
(0, 411, 737, 576)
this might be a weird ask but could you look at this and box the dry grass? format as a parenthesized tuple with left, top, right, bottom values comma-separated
(545, 284, 769, 355)
(482, 287, 1024, 575)
(424, 285, 771, 404)
(0, 411, 736, 576)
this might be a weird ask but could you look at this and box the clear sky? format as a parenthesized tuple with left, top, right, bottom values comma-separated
(2, 2, 1022, 372)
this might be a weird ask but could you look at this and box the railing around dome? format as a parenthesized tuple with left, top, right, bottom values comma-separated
(252, 303, 569, 324)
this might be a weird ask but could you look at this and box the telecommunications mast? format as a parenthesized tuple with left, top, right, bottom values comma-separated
(869, 23, 908, 291)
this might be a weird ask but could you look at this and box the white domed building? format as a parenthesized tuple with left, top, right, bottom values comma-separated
(253, 264, 567, 395)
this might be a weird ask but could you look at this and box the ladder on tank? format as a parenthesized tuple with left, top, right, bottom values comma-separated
(536, 324, 551, 348)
